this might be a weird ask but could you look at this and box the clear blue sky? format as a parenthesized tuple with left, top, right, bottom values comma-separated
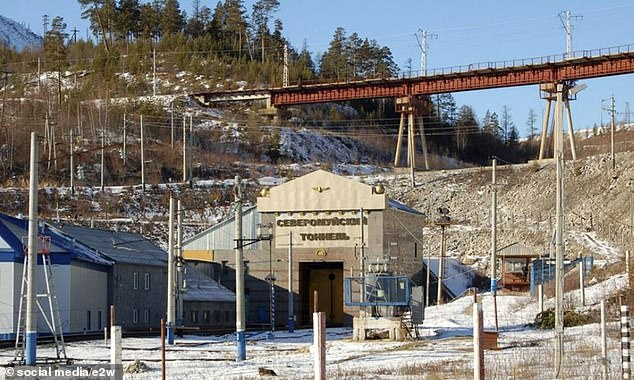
(5, 1, 634, 135)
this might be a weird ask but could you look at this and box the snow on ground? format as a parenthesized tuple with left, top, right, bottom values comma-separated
(0, 274, 628, 379)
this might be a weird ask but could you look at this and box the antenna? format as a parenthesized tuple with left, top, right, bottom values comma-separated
(415, 29, 438, 76)
(558, 11, 582, 58)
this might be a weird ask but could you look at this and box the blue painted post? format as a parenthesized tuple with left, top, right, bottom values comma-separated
(530, 263, 536, 297)
(26, 132, 39, 365)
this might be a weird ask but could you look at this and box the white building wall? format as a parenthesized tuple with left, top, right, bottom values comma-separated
(69, 265, 108, 333)
(0, 260, 108, 339)
(0, 262, 17, 339)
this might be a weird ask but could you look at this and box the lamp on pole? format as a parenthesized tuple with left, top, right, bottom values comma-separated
(257, 223, 275, 340)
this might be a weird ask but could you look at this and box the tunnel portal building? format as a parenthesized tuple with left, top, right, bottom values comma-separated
(183, 170, 428, 328)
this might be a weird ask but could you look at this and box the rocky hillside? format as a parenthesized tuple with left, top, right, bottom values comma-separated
(377, 151, 629, 275)
(1, 146, 630, 284)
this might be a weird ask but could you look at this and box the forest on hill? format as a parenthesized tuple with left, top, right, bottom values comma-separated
(0, 0, 539, 188)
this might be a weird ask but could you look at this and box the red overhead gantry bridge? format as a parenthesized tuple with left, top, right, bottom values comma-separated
(191, 45, 634, 174)
(193, 45, 634, 106)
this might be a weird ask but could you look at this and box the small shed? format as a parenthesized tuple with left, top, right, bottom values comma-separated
(498, 242, 539, 292)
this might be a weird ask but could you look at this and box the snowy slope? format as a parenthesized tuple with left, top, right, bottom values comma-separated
(0, 15, 42, 51)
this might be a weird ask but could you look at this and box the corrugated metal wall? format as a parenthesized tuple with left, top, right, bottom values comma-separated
(184, 206, 262, 252)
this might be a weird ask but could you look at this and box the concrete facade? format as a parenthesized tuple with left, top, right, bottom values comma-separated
(184, 170, 427, 328)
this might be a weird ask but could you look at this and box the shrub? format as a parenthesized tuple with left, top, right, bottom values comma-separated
(534, 308, 592, 329)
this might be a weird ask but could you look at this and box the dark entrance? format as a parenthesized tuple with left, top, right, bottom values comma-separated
(299, 262, 344, 326)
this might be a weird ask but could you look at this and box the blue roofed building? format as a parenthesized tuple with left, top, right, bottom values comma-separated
(58, 225, 168, 332)
(0, 214, 111, 340)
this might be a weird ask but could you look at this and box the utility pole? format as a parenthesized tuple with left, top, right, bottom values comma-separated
(559, 11, 582, 58)
(166, 196, 176, 344)
(122, 113, 127, 166)
(140, 115, 145, 191)
(610, 95, 616, 171)
(100, 119, 105, 192)
(25, 132, 39, 365)
(425, 228, 431, 307)
(491, 157, 498, 294)
(176, 200, 184, 326)
(554, 83, 565, 379)
(283, 44, 289, 88)
(1, 69, 10, 128)
(416, 29, 438, 76)
(288, 231, 294, 333)
(170, 103, 174, 149)
(436, 208, 451, 305)
(152, 49, 157, 97)
(182, 115, 186, 183)
(234, 176, 246, 361)
(360, 208, 366, 303)
(37, 58, 41, 94)
(189, 115, 193, 187)
(69, 128, 74, 195)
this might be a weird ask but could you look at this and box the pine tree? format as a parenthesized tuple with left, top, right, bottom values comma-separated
(223, 0, 248, 60)
(455, 105, 478, 153)
(251, 0, 280, 62)
(44, 16, 69, 71)
(160, 0, 185, 36)
(526, 108, 537, 141)
(483, 111, 501, 140)
(78, 0, 117, 51)
(114, 0, 141, 42)
(320, 27, 347, 80)
(294, 40, 315, 81)
(139, 3, 161, 41)
(500, 105, 514, 144)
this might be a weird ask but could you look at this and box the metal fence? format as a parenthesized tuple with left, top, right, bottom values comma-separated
(344, 275, 412, 307)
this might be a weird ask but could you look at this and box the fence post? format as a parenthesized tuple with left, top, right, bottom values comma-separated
(110, 325, 122, 365)
(579, 258, 585, 306)
(473, 301, 484, 380)
(313, 312, 326, 380)
(601, 300, 608, 380)
(621, 302, 631, 380)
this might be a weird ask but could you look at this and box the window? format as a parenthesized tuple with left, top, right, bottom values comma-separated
(191, 311, 198, 324)
(144, 273, 151, 290)
(224, 310, 231, 322)
(505, 258, 527, 274)
(86, 310, 91, 331)
(214, 310, 220, 323)
(144, 309, 150, 324)
(133, 309, 139, 323)
(97, 311, 102, 330)
(203, 311, 209, 323)
(133, 272, 139, 290)
(221, 260, 228, 275)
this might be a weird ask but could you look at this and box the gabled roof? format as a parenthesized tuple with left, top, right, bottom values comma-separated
(388, 199, 424, 215)
(59, 225, 166, 267)
(0, 213, 111, 267)
(498, 242, 538, 257)
(181, 263, 235, 303)
(257, 169, 387, 212)
(422, 257, 475, 299)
